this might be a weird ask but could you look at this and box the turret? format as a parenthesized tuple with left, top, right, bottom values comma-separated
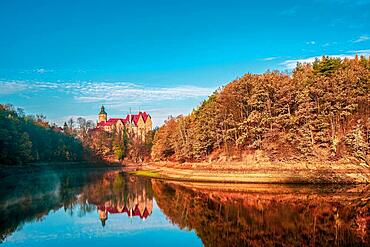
(98, 105, 107, 123)
(98, 209, 108, 227)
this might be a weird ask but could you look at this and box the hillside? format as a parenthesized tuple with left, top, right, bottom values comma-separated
(151, 56, 370, 167)
(0, 104, 86, 165)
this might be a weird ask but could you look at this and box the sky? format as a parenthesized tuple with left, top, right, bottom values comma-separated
(5, 200, 202, 247)
(0, 0, 369, 126)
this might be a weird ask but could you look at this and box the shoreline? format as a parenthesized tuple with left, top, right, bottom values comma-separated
(132, 160, 370, 184)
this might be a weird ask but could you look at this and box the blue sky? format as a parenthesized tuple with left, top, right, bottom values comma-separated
(0, 0, 369, 126)
(5, 200, 202, 247)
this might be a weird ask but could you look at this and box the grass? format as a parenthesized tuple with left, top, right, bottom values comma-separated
(129, 170, 162, 178)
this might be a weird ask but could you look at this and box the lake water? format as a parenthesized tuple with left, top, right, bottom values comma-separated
(0, 167, 369, 246)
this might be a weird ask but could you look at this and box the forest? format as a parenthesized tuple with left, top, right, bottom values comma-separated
(0, 103, 155, 165)
(0, 104, 85, 165)
(82, 124, 155, 163)
(151, 56, 370, 165)
(2, 56, 369, 166)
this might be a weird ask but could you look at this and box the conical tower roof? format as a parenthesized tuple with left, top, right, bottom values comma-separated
(99, 105, 107, 115)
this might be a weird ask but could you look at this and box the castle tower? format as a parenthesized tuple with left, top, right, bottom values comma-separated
(98, 209, 108, 227)
(98, 105, 107, 123)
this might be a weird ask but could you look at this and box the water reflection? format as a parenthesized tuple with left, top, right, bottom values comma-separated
(82, 172, 153, 226)
(0, 168, 156, 243)
(0, 168, 369, 246)
(0, 167, 108, 243)
(153, 181, 370, 247)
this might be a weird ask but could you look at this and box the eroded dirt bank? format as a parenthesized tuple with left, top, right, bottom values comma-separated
(134, 160, 370, 184)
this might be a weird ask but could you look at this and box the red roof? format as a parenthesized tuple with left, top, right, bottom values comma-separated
(139, 112, 149, 122)
(98, 205, 151, 219)
(125, 112, 151, 127)
(97, 112, 150, 128)
(142, 208, 150, 219)
(131, 114, 140, 126)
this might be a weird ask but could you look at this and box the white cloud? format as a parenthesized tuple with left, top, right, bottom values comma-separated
(19, 68, 54, 75)
(0, 81, 214, 101)
(0, 80, 215, 126)
(322, 41, 338, 47)
(281, 57, 318, 70)
(280, 50, 370, 70)
(0, 81, 29, 95)
(348, 49, 370, 54)
(306, 41, 316, 45)
(353, 35, 370, 43)
(72, 82, 214, 105)
(261, 57, 279, 61)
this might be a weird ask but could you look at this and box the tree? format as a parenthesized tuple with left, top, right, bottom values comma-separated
(0, 104, 86, 165)
(77, 117, 87, 138)
(151, 56, 370, 164)
(67, 117, 75, 134)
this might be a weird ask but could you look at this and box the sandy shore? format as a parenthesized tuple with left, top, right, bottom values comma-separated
(132, 160, 370, 184)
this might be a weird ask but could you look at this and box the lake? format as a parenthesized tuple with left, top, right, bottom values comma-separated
(0, 166, 369, 246)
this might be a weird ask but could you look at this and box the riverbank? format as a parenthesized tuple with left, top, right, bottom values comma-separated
(133, 160, 370, 184)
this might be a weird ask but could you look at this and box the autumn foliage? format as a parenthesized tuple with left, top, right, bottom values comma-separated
(151, 56, 370, 164)
(153, 181, 370, 246)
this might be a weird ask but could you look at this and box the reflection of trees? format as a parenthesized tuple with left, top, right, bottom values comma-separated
(153, 181, 369, 247)
(0, 168, 109, 242)
(1, 169, 368, 246)
(0, 170, 154, 242)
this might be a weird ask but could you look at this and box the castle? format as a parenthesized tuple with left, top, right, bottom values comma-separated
(97, 193, 153, 226)
(96, 106, 152, 137)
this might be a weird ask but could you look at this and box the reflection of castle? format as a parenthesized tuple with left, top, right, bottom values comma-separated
(87, 173, 154, 227)
(98, 196, 153, 226)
